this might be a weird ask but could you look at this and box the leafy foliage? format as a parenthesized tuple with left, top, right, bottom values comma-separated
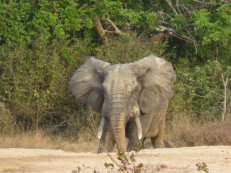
(105, 152, 144, 172)
(0, 0, 230, 136)
(196, 162, 209, 173)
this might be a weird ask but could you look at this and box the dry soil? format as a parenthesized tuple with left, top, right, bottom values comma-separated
(0, 146, 231, 173)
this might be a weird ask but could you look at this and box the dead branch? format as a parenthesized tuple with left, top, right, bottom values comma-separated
(210, 90, 224, 98)
(157, 11, 173, 19)
(191, 0, 212, 5)
(185, 29, 198, 53)
(52, 121, 67, 131)
(176, 0, 183, 16)
(156, 20, 171, 26)
(93, 16, 108, 44)
(106, 153, 126, 171)
(93, 16, 125, 44)
(221, 75, 229, 121)
(217, 65, 229, 121)
(170, 31, 194, 44)
(178, 0, 192, 18)
(222, 0, 231, 4)
(105, 18, 124, 35)
(164, 0, 179, 16)
(154, 26, 195, 45)
(136, 26, 196, 49)
(136, 26, 173, 43)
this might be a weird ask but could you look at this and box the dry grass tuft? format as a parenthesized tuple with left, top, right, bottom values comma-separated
(0, 128, 98, 152)
(57, 127, 98, 152)
(166, 117, 231, 147)
(1, 117, 231, 152)
(0, 130, 52, 148)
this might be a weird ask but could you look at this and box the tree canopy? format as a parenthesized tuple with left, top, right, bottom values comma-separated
(0, 0, 230, 134)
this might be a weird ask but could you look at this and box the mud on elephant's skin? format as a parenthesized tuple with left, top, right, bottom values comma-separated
(69, 55, 176, 152)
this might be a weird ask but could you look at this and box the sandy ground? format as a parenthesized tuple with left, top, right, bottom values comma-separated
(0, 146, 231, 173)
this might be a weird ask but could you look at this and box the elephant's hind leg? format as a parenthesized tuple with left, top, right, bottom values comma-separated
(151, 127, 165, 148)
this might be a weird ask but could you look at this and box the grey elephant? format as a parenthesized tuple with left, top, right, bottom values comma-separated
(69, 55, 176, 152)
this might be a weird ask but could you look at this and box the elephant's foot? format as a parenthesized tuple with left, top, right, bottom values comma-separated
(127, 140, 144, 152)
(151, 136, 164, 148)
(105, 139, 115, 152)
(98, 140, 115, 153)
(153, 141, 165, 148)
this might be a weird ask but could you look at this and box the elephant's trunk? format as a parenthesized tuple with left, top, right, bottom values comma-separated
(102, 91, 142, 152)
(110, 112, 127, 152)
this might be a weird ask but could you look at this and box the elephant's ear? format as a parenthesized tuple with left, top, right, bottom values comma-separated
(132, 55, 176, 113)
(69, 57, 110, 113)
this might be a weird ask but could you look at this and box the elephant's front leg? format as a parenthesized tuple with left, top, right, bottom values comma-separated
(98, 125, 115, 153)
(127, 112, 153, 151)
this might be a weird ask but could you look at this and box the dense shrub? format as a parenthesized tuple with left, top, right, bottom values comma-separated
(0, 0, 230, 141)
(0, 39, 92, 134)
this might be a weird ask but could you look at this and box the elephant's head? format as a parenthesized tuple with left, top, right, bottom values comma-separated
(69, 55, 176, 152)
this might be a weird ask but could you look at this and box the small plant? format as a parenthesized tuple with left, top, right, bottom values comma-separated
(105, 152, 144, 172)
(196, 162, 209, 173)
(132, 141, 144, 152)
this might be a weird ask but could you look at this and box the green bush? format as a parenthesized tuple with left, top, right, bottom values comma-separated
(0, 38, 92, 134)
(0, 0, 230, 139)
(0, 102, 15, 134)
(96, 33, 168, 64)
(168, 59, 231, 121)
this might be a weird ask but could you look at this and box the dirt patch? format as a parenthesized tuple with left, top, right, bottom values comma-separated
(0, 146, 231, 173)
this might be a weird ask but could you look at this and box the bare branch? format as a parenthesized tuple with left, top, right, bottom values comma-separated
(164, 0, 179, 16)
(157, 11, 173, 19)
(106, 153, 126, 171)
(176, 0, 183, 16)
(210, 90, 224, 98)
(178, 0, 192, 18)
(221, 75, 228, 121)
(156, 20, 171, 26)
(104, 30, 116, 34)
(93, 16, 108, 44)
(191, 0, 211, 5)
(105, 18, 124, 35)
(136, 26, 196, 50)
(93, 17, 125, 44)
(222, 0, 231, 4)
(217, 65, 229, 121)
(168, 30, 194, 45)
(185, 29, 198, 53)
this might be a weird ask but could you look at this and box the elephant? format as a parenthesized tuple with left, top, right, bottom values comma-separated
(69, 55, 176, 153)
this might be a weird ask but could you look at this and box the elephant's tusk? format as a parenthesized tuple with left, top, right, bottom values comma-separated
(98, 117, 105, 139)
(135, 117, 142, 140)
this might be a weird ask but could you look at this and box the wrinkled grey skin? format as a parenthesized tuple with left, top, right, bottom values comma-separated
(69, 55, 176, 152)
